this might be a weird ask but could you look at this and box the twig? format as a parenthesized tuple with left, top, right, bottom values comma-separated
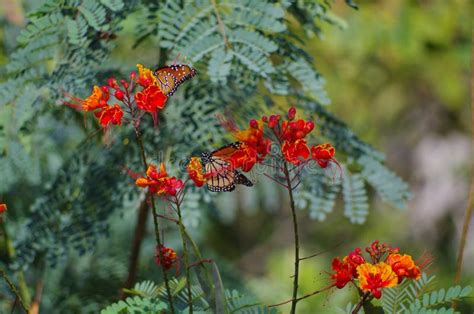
(268, 285, 333, 308)
(283, 161, 300, 314)
(134, 126, 175, 313)
(299, 242, 344, 262)
(352, 292, 370, 314)
(454, 39, 474, 285)
(27, 277, 44, 314)
(211, 0, 232, 50)
(175, 195, 193, 313)
(0, 269, 28, 313)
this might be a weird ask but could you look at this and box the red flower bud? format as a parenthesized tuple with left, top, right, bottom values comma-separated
(130, 71, 137, 80)
(114, 89, 124, 101)
(120, 79, 129, 89)
(101, 85, 109, 93)
(288, 106, 296, 120)
(107, 78, 117, 88)
(306, 121, 314, 132)
(249, 119, 258, 129)
(268, 114, 280, 128)
(262, 116, 268, 122)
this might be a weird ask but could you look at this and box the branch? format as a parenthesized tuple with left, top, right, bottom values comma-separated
(0, 269, 28, 313)
(268, 285, 333, 308)
(299, 241, 345, 262)
(211, 0, 232, 50)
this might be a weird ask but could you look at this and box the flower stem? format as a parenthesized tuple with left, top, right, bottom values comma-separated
(283, 161, 300, 314)
(175, 197, 193, 313)
(134, 126, 175, 313)
(0, 269, 28, 313)
(352, 292, 370, 314)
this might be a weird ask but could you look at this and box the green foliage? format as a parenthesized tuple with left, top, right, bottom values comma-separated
(102, 279, 278, 314)
(381, 273, 472, 314)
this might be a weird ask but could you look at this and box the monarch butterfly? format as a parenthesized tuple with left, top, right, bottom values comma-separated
(154, 64, 196, 97)
(201, 142, 253, 192)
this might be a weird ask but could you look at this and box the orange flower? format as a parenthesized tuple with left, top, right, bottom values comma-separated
(94, 104, 124, 127)
(282, 139, 310, 165)
(187, 157, 205, 187)
(82, 86, 109, 112)
(135, 85, 168, 113)
(343, 248, 366, 277)
(229, 144, 258, 172)
(357, 262, 398, 299)
(231, 120, 271, 171)
(311, 143, 335, 168)
(136, 64, 158, 88)
(136, 163, 183, 196)
(155, 245, 178, 270)
(386, 253, 421, 282)
(0, 203, 7, 214)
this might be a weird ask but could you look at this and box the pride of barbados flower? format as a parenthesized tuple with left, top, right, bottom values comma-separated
(135, 163, 183, 197)
(329, 241, 422, 299)
(65, 64, 170, 131)
(155, 245, 178, 270)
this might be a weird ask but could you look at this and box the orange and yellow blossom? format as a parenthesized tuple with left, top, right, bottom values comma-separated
(357, 262, 398, 299)
(136, 163, 183, 196)
(82, 86, 109, 112)
(386, 253, 421, 283)
(187, 157, 205, 187)
(136, 64, 158, 88)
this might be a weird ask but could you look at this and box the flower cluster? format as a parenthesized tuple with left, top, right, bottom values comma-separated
(0, 203, 7, 215)
(67, 64, 168, 129)
(187, 157, 205, 187)
(155, 245, 178, 270)
(330, 241, 421, 299)
(229, 107, 336, 172)
(135, 163, 183, 197)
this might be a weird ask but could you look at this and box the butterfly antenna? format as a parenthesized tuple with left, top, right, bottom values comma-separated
(173, 53, 181, 66)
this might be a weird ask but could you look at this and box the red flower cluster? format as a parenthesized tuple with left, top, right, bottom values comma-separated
(330, 241, 422, 299)
(135, 163, 183, 197)
(66, 64, 169, 129)
(155, 245, 178, 270)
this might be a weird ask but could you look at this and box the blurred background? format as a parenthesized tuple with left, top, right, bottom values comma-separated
(0, 0, 472, 312)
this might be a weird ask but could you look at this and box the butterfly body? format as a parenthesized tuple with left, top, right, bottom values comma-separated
(201, 142, 253, 192)
(154, 64, 196, 96)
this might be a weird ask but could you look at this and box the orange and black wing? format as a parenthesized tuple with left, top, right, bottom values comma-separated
(204, 156, 236, 192)
(154, 64, 196, 97)
(210, 142, 242, 158)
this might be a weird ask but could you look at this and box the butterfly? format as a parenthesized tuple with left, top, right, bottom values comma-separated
(154, 64, 196, 97)
(201, 142, 253, 192)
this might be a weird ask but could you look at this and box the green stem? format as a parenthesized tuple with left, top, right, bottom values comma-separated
(176, 197, 193, 313)
(0, 269, 28, 313)
(134, 127, 175, 313)
(283, 162, 300, 314)
(1, 219, 31, 307)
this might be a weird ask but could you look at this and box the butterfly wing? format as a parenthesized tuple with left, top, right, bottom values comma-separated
(154, 64, 196, 96)
(234, 171, 253, 187)
(211, 142, 242, 158)
(204, 157, 236, 192)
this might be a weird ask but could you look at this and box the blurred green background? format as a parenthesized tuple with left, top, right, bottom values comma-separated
(0, 0, 472, 312)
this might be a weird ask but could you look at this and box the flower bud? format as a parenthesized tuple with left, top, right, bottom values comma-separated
(107, 78, 117, 88)
(249, 119, 258, 129)
(262, 116, 268, 122)
(120, 79, 129, 89)
(114, 89, 124, 101)
(101, 85, 109, 93)
(288, 106, 296, 120)
(306, 121, 314, 132)
(130, 71, 137, 80)
(268, 114, 280, 128)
